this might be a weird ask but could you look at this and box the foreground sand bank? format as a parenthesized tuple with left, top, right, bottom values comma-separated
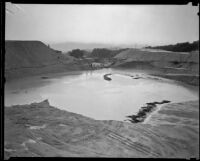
(5, 99, 199, 159)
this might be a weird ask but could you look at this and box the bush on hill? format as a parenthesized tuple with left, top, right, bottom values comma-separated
(90, 48, 128, 59)
(68, 49, 84, 58)
(146, 40, 199, 52)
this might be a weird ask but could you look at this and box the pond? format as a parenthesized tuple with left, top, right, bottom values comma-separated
(5, 68, 198, 121)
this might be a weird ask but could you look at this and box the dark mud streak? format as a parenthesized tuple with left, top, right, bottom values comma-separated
(126, 100, 171, 123)
(41, 76, 49, 79)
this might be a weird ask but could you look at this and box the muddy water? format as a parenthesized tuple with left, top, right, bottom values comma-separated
(5, 68, 198, 121)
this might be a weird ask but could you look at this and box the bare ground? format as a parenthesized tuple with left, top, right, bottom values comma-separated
(4, 99, 199, 159)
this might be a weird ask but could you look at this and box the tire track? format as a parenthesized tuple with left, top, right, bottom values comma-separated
(131, 125, 179, 156)
(106, 130, 160, 157)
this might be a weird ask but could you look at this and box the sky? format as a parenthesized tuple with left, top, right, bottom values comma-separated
(5, 3, 199, 46)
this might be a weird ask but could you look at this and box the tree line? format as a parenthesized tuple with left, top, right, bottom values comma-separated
(145, 40, 199, 52)
(68, 48, 128, 59)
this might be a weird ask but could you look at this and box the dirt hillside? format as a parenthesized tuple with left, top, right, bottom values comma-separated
(114, 49, 199, 73)
(5, 41, 78, 80)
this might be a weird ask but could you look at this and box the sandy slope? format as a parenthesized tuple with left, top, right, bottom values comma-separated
(114, 49, 199, 74)
(113, 49, 199, 86)
(4, 99, 199, 159)
(5, 41, 79, 80)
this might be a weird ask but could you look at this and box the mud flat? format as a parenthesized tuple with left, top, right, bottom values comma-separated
(5, 99, 199, 159)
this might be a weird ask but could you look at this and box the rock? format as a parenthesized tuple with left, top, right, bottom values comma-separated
(30, 99, 50, 108)
(103, 74, 112, 81)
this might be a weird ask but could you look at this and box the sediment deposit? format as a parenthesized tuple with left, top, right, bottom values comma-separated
(4, 100, 199, 158)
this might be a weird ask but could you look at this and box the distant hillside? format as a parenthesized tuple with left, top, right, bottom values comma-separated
(90, 48, 128, 59)
(67, 49, 90, 59)
(66, 48, 128, 61)
(50, 42, 144, 53)
(145, 41, 199, 52)
(5, 41, 77, 80)
(50, 42, 118, 52)
(6, 41, 61, 69)
(114, 49, 199, 74)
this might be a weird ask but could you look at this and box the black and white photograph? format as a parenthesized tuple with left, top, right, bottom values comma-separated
(4, 2, 199, 159)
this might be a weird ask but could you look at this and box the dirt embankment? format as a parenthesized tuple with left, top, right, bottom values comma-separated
(114, 49, 199, 73)
(5, 41, 86, 81)
(113, 49, 199, 85)
(5, 41, 198, 85)
(5, 99, 199, 158)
